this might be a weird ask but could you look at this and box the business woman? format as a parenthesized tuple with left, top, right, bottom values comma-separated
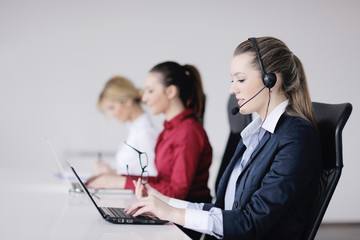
(126, 37, 322, 240)
(88, 62, 212, 206)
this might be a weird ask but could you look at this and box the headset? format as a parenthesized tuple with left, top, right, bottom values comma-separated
(248, 37, 277, 89)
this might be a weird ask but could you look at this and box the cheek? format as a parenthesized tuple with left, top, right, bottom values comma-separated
(151, 92, 165, 104)
(153, 95, 169, 112)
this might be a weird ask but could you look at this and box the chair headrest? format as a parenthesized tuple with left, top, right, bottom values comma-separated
(227, 94, 252, 134)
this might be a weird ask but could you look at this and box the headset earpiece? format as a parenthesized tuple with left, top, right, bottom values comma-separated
(248, 37, 277, 89)
(263, 72, 276, 88)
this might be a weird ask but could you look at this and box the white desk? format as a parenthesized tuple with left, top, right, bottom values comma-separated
(0, 168, 190, 240)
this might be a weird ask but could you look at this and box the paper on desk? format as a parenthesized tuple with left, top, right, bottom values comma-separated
(54, 171, 90, 181)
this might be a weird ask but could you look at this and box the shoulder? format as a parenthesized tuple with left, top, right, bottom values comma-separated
(180, 117, 207, 135)
(275, 114, 320, 146)
(129, 113, 159, 140)
(169, 117, 210, 147)
(137, 113, 158, 129)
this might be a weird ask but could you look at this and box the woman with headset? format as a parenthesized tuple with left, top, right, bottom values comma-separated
(126, 37, 322, 240)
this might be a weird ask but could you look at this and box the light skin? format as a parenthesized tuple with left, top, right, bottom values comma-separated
(125, 179, 185, 225)
(142, 72, 185, 121)
(101, 98, 144, 123)
(230, 53, 287, 119)
(125, 53, 288, 226)
(86, 98, 144, 189)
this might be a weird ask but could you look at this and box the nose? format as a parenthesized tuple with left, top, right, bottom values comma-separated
(141, 93, 147, 103)
(229, 81, 238, 95)
(108, 110, 116, 118)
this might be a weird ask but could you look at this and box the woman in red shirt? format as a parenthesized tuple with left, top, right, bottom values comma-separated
(87, 61, 212, 203)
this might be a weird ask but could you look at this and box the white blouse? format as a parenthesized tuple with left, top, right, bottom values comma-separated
(115, 113, 159, 176)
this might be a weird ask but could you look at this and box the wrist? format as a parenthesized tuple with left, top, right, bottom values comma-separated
(159, 194, 170, 203)
(170, 207, 185, 226)
(117, 175, 126, 188)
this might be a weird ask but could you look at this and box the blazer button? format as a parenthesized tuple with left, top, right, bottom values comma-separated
(233, 201, 238, 208)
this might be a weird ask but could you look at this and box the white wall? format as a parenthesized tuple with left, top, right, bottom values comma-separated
(0, 0, 359, 222)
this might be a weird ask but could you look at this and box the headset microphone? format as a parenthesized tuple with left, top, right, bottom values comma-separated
(231, 106, 240, 115)
(231, 86, 266, 115)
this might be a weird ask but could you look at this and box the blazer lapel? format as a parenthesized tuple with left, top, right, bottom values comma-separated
(216, 142, 246, 206)
(237, 131, 271, 179)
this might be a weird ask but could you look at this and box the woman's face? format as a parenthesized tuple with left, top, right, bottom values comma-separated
(230, 53, 269, 117)
(101, 98, 131, 123)
(142, 72, 171, 115)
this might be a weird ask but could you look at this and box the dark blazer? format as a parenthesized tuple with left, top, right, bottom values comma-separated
(204, 114, 322, 240)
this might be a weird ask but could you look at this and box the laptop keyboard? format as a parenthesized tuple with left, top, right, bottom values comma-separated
(107, 207, 133, 218)
(104, 207, 150, 219)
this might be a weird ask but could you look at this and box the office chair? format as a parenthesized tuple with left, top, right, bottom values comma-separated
(215, 94, 252, 193)
(303, 102, 352, 240)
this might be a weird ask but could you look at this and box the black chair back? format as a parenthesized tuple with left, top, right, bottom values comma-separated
(304, 102, 352, 240)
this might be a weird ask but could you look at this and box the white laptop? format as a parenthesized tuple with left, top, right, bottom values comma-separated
(46, 138, 133, 195)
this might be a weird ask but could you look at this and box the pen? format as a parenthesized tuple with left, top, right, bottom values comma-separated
(97, 152, 103, 162)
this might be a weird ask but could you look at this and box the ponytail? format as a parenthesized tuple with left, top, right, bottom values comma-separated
(183, 64, 205, 121)
(150, 61, 206, 121)
(285, 55, 317, 127)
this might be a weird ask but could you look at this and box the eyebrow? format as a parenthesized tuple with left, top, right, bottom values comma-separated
(231, 72, 246, 77)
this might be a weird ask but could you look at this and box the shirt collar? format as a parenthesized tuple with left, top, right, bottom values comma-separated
(163, 109, 194, 130)
(241, 99, 288, 140)
(261, 99, 289, 133)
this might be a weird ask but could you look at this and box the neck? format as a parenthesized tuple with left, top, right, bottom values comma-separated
(164, 98, 185, 121)
(129, 103, 144, 122)
(259, 92, 287, 121)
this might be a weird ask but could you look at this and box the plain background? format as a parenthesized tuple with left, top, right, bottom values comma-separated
(0, 0, 359, 222)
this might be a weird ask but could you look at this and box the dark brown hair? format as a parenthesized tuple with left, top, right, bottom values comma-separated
(150, 61, 205, 121)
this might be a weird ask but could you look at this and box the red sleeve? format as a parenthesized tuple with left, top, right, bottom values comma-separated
(124, 176, 135, 190)
(124, 175, 157, 190)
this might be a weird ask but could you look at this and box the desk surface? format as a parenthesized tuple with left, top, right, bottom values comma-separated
(0, 168, 190, 240)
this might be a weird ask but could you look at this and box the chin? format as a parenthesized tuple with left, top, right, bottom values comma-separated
(117, 118, 127, 123)
(150, 108, 160, 115)
(239, 108, 250, 115)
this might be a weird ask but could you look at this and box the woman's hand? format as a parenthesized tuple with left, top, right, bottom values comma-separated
(93, 161, 113, 176)
(133, 179, 170, 203)
(86, 174, 126, 189)
(125, 195, 185, 226)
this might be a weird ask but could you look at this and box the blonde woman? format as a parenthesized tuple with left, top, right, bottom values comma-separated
(88, 76, 158, 188)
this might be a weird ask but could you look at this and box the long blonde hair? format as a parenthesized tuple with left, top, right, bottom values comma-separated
(97, 76, 142, 114)
(234, 37, 316, 126)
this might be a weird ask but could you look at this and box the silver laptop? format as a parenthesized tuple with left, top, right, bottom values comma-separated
(46, 138, 133, 194)
(69, 163, 168, 225)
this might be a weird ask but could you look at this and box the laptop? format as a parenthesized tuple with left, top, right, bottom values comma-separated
(69, 164, 168, 225)
(46, 138, 133, 194)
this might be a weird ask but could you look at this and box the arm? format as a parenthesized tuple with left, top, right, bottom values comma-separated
(130, 179, 223, 238)
(127, 193, 224, 238)
(86, 174, 127, 189)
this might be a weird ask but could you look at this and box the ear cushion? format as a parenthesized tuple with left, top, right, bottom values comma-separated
(263, 73, 277, 88)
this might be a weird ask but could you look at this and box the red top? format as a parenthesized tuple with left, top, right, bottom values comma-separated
(125, 109, 212, 200)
